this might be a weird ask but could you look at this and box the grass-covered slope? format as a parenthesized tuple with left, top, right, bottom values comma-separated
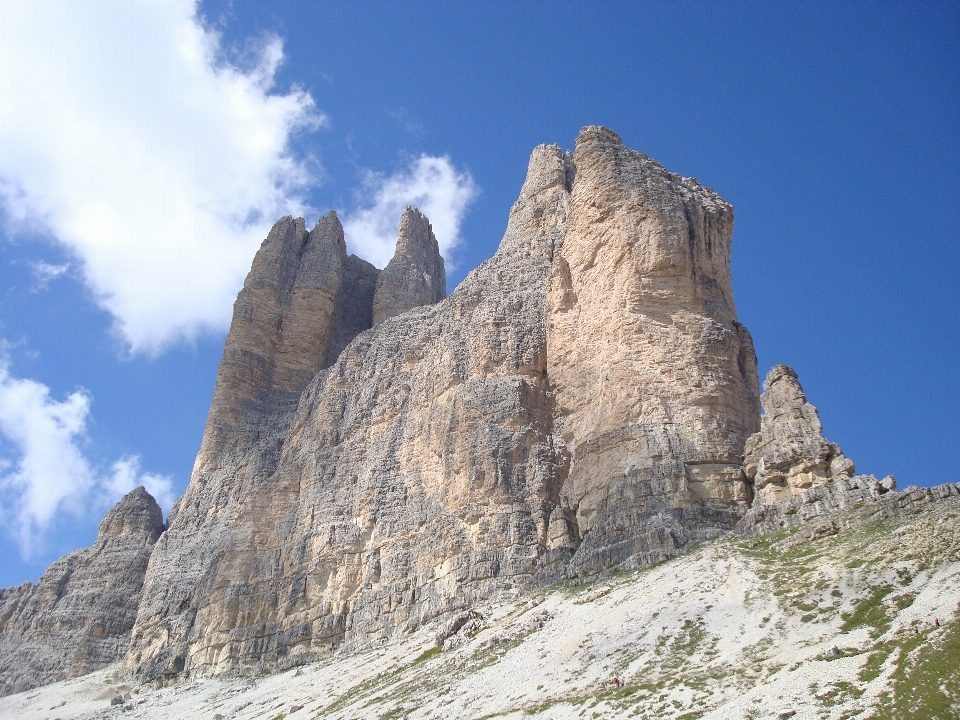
(2, 490, 957, 720)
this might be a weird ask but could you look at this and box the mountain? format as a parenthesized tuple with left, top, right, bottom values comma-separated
(0, 128, 957, 716)
(0, 487, 163, 696)
(127, 125, 762, 680)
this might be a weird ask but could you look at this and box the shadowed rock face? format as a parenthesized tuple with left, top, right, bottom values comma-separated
(743, 364, 855, 505)
(126, 127, 761, 681)
(372, 206, 446, 326)
(0, 487, 163, 697)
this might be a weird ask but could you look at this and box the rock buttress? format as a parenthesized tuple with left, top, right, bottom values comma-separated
(0, 487, 163, 696)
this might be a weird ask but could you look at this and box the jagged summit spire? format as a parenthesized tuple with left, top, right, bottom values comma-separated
(395, 205, 439, 256)
(371, 206, 446, 326)
(97, 486, 164, 541)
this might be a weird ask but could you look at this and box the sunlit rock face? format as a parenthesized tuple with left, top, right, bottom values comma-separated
(0, 487, 163, 696)
(126, 127, 761, 680)
(743, 364, 855, 505)
(547, 126, 761, 575)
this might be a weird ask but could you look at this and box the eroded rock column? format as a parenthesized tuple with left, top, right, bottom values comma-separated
(372, 206, 446, 326)
(743, 364, 855, 505)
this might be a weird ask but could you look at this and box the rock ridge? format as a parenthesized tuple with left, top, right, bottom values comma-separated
(736, 475, 958, 540)
(0, 487, 163, 696)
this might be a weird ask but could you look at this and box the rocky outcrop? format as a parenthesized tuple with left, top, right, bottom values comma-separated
(0, 487, 163, 696)
(743, 365, 855, 505)
(372, 206, 446, 326)
(126, 127, 761, 681)
(736, 475, 957, 539)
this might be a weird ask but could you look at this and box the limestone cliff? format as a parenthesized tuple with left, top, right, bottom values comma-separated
(548, 126, 760, 574)
(125, 127, 761, 680)
(372, 206, 446, 326)
(0, 487, 163, 696)
(743, 364, 855, 505)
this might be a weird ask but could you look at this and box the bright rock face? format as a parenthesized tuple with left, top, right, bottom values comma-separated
(372, 206, 446, 326)
(743, 364, 855, 505)
(548, 127, 760, 574)
(0, 488, 163, 696)
(126, 127, 761, 680)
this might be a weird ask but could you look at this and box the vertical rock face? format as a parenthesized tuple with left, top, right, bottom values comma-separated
(197, 211, 353, 472)
(0, 487, 163, 697)
(548, 126, 760, 574)
(743, 365, 855, 505)
(331, 254, 380, 359)
(372, 206, 446, 326)
(126, 127, 760, 681)
(127, 142, 568, 680)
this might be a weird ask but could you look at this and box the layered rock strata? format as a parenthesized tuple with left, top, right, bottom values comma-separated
(126, 126, 761, 680)
(372, 206, 446, 326)
(0, 487, 163, 696)
(743, 365, 855, 505)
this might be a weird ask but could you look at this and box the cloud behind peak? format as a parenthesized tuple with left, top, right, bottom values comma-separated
(0, 0, 322, 354)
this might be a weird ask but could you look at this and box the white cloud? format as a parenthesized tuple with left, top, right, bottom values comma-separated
(29, 261, 70, 291)
(0, 1, 321, 354)
(0, 360, 173, 558)
(343, 155, 478, 268)
(103, 456, 175, 517)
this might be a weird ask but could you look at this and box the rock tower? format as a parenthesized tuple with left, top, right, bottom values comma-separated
(124, 126, 761, 680)
(743, 364, 855, 505)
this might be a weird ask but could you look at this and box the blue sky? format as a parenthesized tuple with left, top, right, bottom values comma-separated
(0, 1, 957, 586)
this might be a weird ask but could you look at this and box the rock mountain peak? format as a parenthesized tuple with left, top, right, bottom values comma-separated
(1, 127, 945, 701)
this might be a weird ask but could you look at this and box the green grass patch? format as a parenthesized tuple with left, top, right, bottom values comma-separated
(816, 681, 865, 708)
(872, 619, 960, 719)
(413, 645, 442, 664)
(841, 585, 895, 636)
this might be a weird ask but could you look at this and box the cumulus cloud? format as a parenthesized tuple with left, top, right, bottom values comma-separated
(0, 1, 321, 353)
(0, 360, 173, 558)
(343, 155, 478, 268)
